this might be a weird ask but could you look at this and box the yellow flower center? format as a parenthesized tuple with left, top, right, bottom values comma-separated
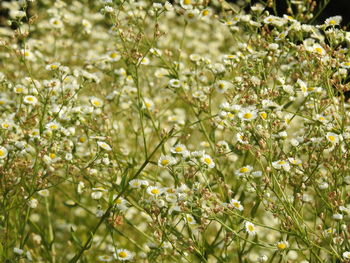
(187, 13, 195, 19)
(118, 251, 127, 258)
(314, 47, 324, 54)
(248, 225, 254, 231)
(49, 153, 56, 159)
(161, 159, 169, 166)
(110, 52, 119, 59)
(239, 167, 249, 173)
(243, 113, 253, 119)
(0, 150, 5, 157)
(151, 189, 159, 195)
(175, 147, 182, 152)
(2, 123, 9, 128)
(92, 100, 101, 107)
(204, 158, 211, 164)
(202, 10, 209, 16)
(328, 135, 335, 142)
(184, 0, 191, 4)
(260, 112, 267, 119)
(277, 243, 286, 250)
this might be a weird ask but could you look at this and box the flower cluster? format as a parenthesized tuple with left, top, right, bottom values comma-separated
(1, 0, 350, 262)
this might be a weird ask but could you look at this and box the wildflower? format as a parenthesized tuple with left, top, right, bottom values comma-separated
(98, 255, 113, 262)
(46, 63, 61, 71)
(235, 165, 253, 176)
(186, 214, 196, 224)
(158, 155, 176, 167)
(272, 160, 290, 171)
(23, 95, 38, 105)
(340, 61, 350, 69)
(14, 85, 27, 94)
(97, 141, 112, 151)
(129, 179, 143, 189)
(90, 97, 104, 108)
(50, 17, 63, 28)
(325, 16, 342, 27)
(38, 189, 49, 197)
(230, 199, 244, 211)
(312, 44, 326, 56)
(180, 0, 193, 9)
(216, 80, 232, 93)
(114, 249, 134, 261)
(1, 121, 12, 130)
(245, 221, 257, 236)
(107, 51, 121, 62)
(139, 57, 150, 65)
(91, 187, 107, 200)
(13, 248, 24, 255)
(238, 108, 257, 121)
(0, 146, 8, 159)
(236, 132, 249, 144)
(169, 79, 181, 88)
(343, 251, 350, 260)
(201, 154, 215, 168)
(276, 241, 289, 250)
(332, 213, 343, 220)
(326, 132, 339, 144)
(147, 186, 163, 197)
(46, 121, 61, 131)
(184, 9, 199, 21)
(170, 144, 187, 154)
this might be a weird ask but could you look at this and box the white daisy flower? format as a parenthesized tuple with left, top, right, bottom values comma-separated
(238, 108, 258, 121)
(230, 199, 244, 211)
(340, 61, 350, 69)
(276, 241, 289, 250)
(158, 155, 176, 167)
(114, 249, 134, 261)
(170, 144, 187, 154)
(245, 221, 257, 236)
(23, 95, 38, 105)
(326, 132, 339, 144)
(236, 132, 249, 144)
(169, 79, 181, 88)
(201, 154, 215, 168)
(325, 16, 342, 26)
(0, 146, 8, 159)
(235, 165, 253, 176)
(98, 255, 113, 262)
(46, 121, 61, 131)
(107, 51, 121, 62)
(146, 186, 163, 197)
(216, 80, 232, 93)
(50, 17, 64, 28)
(343, 251, 350, 259)
(272, 160, 290, 171)
(38, 189, 50, 197)
(180, 0, 193, 9)
(185, 214, 196, 224)
(129, 179, 143, 189)
(97, 141, 112, 151)
(90, 97, 104, 108)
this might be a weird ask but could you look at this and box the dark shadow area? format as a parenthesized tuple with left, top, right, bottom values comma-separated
(227, 0, 350, 26)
